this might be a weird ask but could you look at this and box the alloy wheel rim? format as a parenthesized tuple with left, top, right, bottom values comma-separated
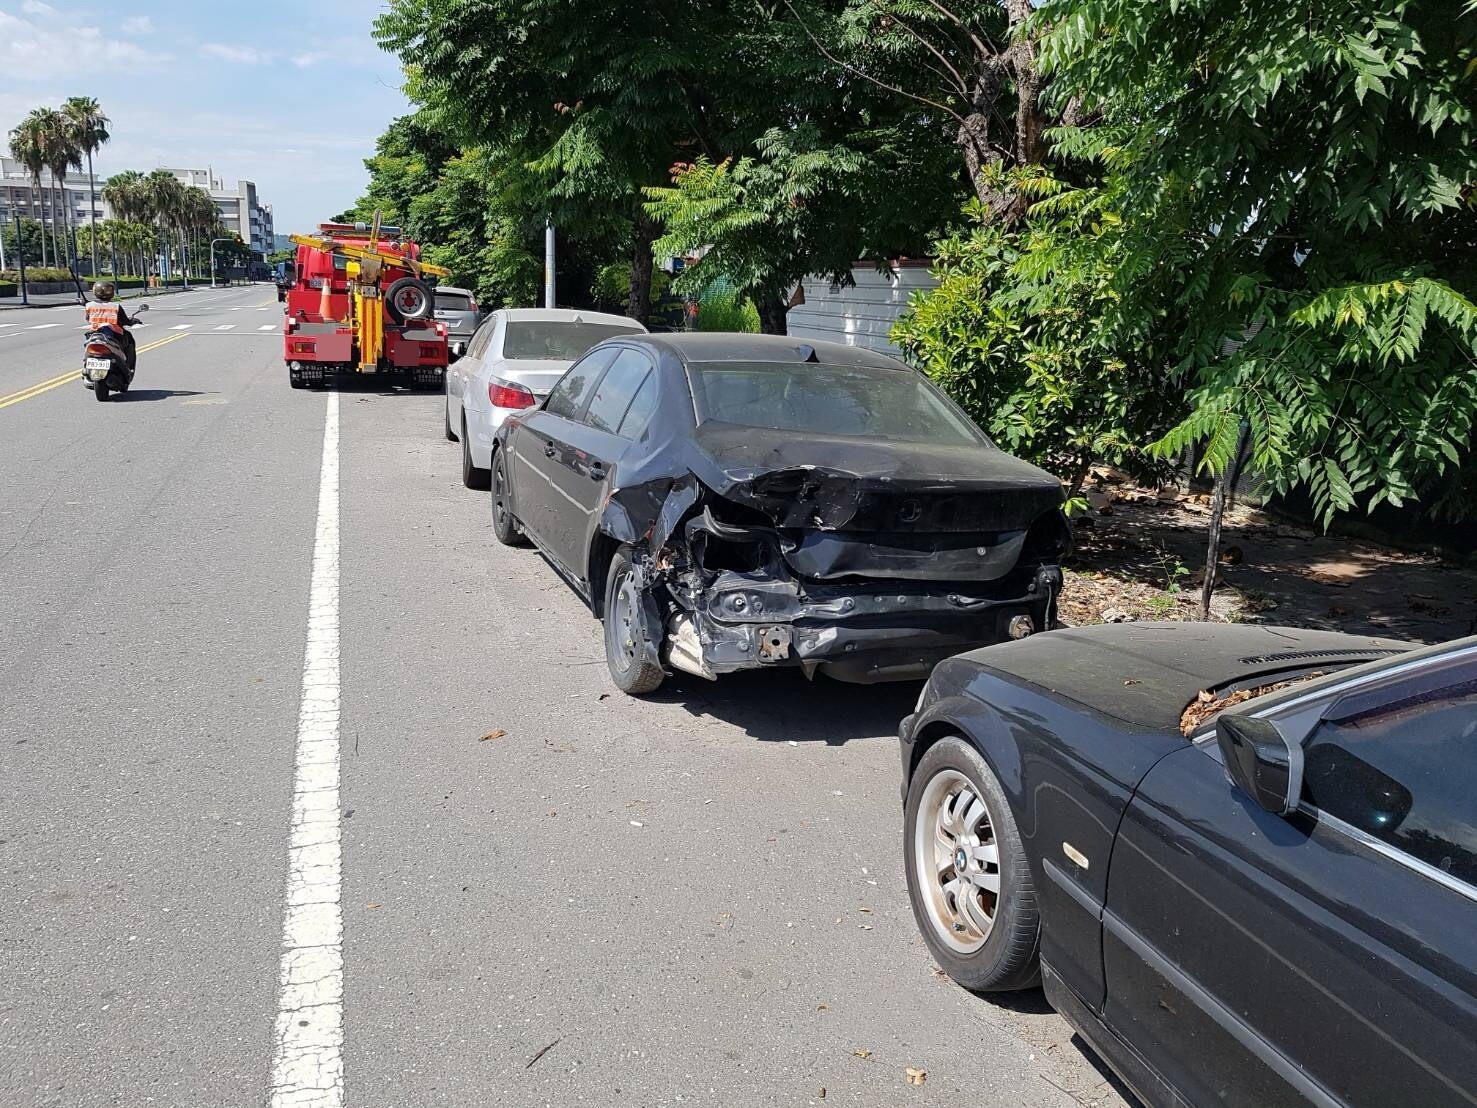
(913, 768, 1001, 954)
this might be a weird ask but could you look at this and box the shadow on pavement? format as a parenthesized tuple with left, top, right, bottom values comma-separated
(114, 389, 206, 402)
(655, 667, 922, 745)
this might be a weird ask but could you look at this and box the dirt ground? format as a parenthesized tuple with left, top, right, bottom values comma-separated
(1056, 481, 1477, 645)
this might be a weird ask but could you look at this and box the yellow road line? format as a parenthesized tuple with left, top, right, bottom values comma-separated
(0, 332, 192, 411)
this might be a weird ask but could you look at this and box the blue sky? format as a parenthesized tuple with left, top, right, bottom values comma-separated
(0, 0, 412, 234)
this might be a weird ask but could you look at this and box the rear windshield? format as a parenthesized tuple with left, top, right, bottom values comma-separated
(685, 360, 987, 446)
(503, 321, 642, 361)
(435, 293, 473, 311)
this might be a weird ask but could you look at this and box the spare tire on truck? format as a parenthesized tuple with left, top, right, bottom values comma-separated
(385, 277, 434, 323)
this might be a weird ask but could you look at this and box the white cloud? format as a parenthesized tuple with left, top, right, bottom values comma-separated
(0, 12, 169, 79)
(291, 51, 330, 68)
(20, 0, 57, 15)
(201, 43, 272, 65)
(121, 15, 153, 35)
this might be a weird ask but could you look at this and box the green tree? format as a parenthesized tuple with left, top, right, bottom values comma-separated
(1037, 0, 1477, 525)
(62, 97, 109, 274)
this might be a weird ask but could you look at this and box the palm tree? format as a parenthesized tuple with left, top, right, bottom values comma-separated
(8, 111, 52, 266)
(102, 173, 148, 277)
(42, 111, 83, 271)
(63, 97, 109, 277)
(141, 169, 187, 283)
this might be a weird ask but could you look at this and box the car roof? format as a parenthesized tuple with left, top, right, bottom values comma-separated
(435, 286, 473, 297)
(501, 307, 647, 329)
(630, 332, 908, 369)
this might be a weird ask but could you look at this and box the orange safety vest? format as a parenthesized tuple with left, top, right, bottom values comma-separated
(85, 302, 123, 334)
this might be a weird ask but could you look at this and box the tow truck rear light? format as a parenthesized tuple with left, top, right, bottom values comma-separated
(489, 380, 536, 410)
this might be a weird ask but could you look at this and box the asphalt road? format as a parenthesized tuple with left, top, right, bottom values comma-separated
(0, 284, 1129, 1108)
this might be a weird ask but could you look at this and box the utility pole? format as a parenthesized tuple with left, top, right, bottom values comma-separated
(544, 217, 556, 308)
(13, 213, 30, 306)
(210, 238, 233, 288)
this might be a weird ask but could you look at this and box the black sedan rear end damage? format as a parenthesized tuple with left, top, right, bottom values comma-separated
(495, 333, 1072, 693)
(616, 458, 1069, 684)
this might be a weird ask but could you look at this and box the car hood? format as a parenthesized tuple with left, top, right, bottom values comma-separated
(958, 622, 1413, 733)
(685, 423, 1064, 533)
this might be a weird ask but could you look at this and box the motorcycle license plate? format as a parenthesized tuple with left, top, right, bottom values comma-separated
(85, 357, 111, 371)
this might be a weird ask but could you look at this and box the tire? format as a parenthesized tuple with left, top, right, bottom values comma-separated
(461, 416, 491, 490)
(490, 449, 528, 547)
(602, 547, 665, 696)
(384, 277, 433, 323)
(94, 381, 110, 402)
(289, 367, 306, 390)
(444, 387, 457, 440)
(903, 736, 1040, 992)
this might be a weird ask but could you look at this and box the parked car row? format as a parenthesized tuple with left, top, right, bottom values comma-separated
(433, 309, 1477, 1108)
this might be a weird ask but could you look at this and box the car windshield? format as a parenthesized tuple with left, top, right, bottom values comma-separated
(435, 293, 472, 311)
(502, 321, 642, 361)
(685, 360, 988, 446)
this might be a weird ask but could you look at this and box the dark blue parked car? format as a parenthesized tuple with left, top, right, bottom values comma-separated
(900, 622, 1477, 1108)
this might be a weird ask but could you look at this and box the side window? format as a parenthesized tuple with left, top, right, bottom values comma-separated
(1303, 661, 1477, 887)
(617, 371, 659, 439)
(467, 315, 498, 359)
(545, 347, 617, 420)
(583, 349, 653, 434)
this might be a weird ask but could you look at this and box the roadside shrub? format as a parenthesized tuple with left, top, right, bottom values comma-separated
(892, 187, 1181, 495)
(695, 288, 759, 332)
(1, 266, 76, 282)
(0, 280, 16, 298)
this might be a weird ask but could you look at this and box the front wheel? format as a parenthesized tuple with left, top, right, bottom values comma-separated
(903, 736, 1040, 992)
(490, 449, 527, 547)
(461, 416, 490, 490)
(602, 547, 665, 696)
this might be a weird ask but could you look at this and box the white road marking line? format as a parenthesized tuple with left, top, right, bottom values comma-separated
(269, 390, 343, 1107)
(0, 322, 18, 328)
(171, 324, 193, 330)
(258, 306, 274, 311)
(214, 324, 236, 331)
(30, 322, 61, 329)
(259, 325, 277, 331)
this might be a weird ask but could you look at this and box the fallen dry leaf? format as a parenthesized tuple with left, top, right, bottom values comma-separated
(818, 1089, 826, 1100)
(817, 1003, 829, 1011)
(478, 728, 508, 742)
(366, 902, 381, 909)
(853, 1049, 872, 1060)
(905, 1067, 927, 1086)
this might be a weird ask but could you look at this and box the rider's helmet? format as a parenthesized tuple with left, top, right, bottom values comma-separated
(92, 281, 116, 301)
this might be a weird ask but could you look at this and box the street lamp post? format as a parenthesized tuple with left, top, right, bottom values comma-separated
(210, 238, 234, 288)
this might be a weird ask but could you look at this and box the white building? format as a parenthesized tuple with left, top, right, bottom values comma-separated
(786, 263, 939, 356)
(0, 157, 274, 259)
(163, 168, 274, 256)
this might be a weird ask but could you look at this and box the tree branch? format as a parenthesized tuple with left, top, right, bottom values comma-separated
(881, 13, 971, 97)
(920, 0, 996, 58)
(781, 0, 969, 127)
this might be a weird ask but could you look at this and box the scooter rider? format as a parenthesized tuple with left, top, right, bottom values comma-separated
(84, 282, 138, 371)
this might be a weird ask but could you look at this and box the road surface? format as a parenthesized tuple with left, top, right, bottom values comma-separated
(0, 283, 1129, 1107)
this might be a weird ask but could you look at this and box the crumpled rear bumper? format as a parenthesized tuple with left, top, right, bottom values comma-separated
(665, 564, 1061, 683)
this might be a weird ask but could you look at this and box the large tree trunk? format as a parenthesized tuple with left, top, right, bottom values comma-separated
(756, 289, 789, 335)
(626, 212, 657, 325)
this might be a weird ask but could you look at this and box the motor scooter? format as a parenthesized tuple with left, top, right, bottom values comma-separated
(82, 302, 148, 402)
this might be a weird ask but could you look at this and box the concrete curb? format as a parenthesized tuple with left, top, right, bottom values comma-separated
(0, 284, 255, 311)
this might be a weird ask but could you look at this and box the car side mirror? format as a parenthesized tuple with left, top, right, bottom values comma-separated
(1218, 714, 1302, 816)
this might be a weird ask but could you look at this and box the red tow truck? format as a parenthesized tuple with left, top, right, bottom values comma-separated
(283, 218, 453, 390)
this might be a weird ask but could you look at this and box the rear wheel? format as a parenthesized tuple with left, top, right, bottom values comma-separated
(602, 547, 665, 696)
(94, 381, 110, 402)
(904, 736, 1039, 992)
(461, 416, 490, 490)
(289, 367, 306, 390)
(490, 449, 527, 547)
(444, 384, 457, 440)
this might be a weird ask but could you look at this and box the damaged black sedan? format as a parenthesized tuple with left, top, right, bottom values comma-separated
(489, 333, 1068, 695)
